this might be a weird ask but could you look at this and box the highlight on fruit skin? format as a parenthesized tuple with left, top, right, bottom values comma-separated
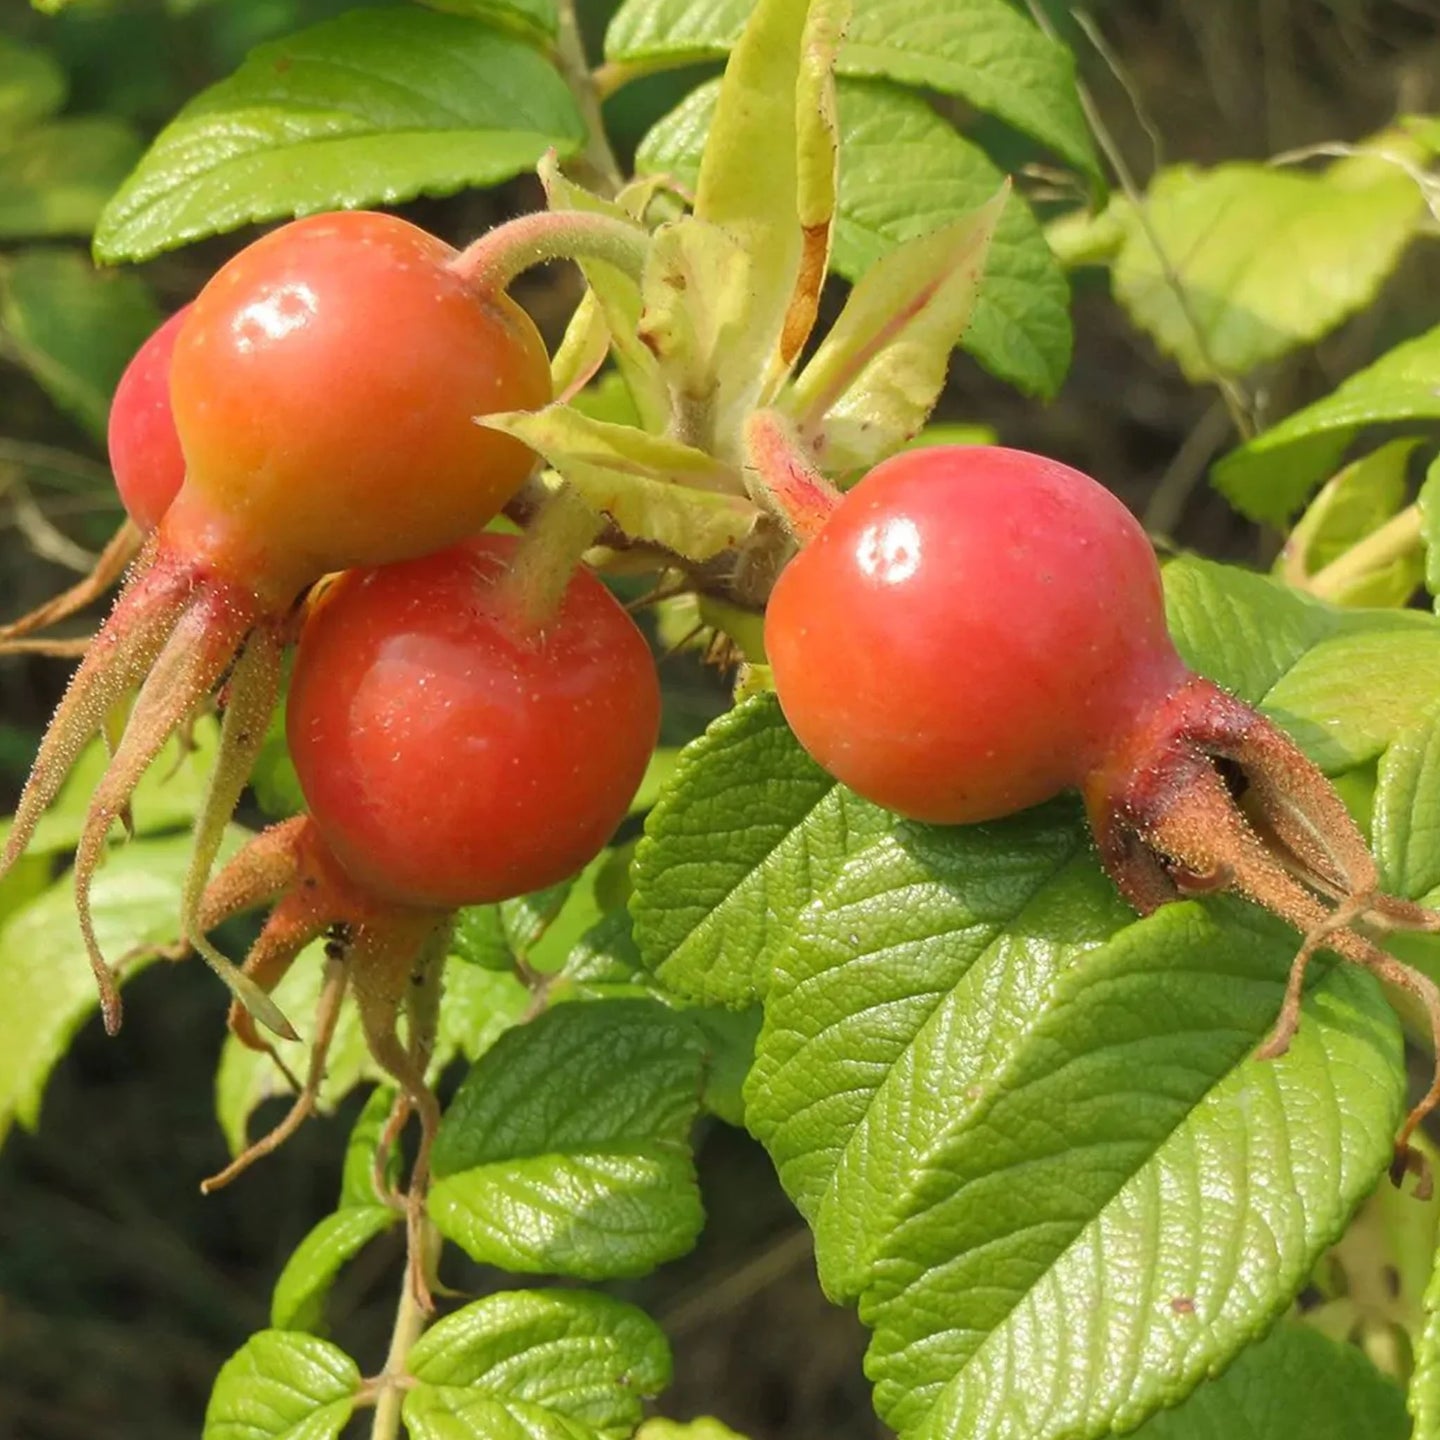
(764, 443, 1440, 1188)
(191, 533, 660, 1301)
(0, 209, 553, 1038)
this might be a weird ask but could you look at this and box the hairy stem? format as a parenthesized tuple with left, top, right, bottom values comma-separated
(449, 211, 650, 295)
(494, 482, 603, 633)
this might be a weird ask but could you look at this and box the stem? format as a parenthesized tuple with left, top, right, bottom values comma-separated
(554, 0, 625, 198)
(449, 210, 650, 295)
(1304, 502, 1422, 601)
(368, 1223, 436, 1440)
(743, 410, 843, 544)
(494, 482, 604, 633)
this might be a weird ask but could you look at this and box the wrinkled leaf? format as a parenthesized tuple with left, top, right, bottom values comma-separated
(406, 1289, 671, 1439)
(1214, 322, 1440, 524)
(429, 1000, 706, 1278)
(631, 694, 890, 1007)
(95, 8, 585, 262)
(203, 1330, 359, 1440)
(1161, 553, 1427, 706)
(1263, 629, 1440, 773)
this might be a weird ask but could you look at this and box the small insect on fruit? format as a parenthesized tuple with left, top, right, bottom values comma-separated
(765, 444, 1440, 1187)
(192, 533, 660, 1299)
(2, 211, 552, 1034)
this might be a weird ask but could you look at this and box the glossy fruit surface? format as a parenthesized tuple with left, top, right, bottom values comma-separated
(765, 445, 1187, 824)
(288, 534, 660, 909)
(165, 210, 551, 604)
(108, 306, 189, 531)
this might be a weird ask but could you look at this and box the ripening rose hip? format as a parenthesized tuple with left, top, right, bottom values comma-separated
(2, 210, 552, 1034)
(194, 534, 660, 1230)
(288, 533, 660, 908)
(107, 306, 189, 531)
(765, 444, 1440, 1180)
(765, 445, 1187, 824)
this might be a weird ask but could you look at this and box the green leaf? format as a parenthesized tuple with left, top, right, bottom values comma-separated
(269, 1205, 397, 1333)
(451, 903, 514, 973)
(784, 188, 1005, 470)
(406, 1289, 671, 1439)
(0, 35, 66, 134)
(339, 1083, 402, 1208)
(0, 117, 142, 238)
(1415, 1235, 1440, 1438)
(753, 857, 1400, 1438)
(1131, 1322, 1407, 1440)
(419, 0, 558, 43)
(0, 247, 160, 437)
(429, 999, 706, 1278)
(403, 1390, 593, 1440)
(1214, 323, 1440, 524)
(481, 407, 758, 561)
(0, 830, 244, 1142)
(1275, 439, 1424, 607)
(630, 693, 890, 1008)
(1106, 160, 1425, 387)
(606, 0, 1099, 179)
(203, 1330, 359, 1440)
(1374, 708, 1440, 901)
(1263, 629, 1440, 773)
(1160, 554, 1427, 706)
(94, 7, 586, 263)
(638, 78, 1072, 398)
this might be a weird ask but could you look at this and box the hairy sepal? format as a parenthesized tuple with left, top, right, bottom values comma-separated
(539, 154, 671, 432)
(782, 187, 1007, 470)
(480, 404, 760, 561)
(643, 0, 846, 458)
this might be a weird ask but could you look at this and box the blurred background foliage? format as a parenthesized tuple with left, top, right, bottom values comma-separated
(0, 1, 1438, 1436)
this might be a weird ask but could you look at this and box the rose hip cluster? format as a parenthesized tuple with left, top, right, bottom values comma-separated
(3, 212, 660, 1252)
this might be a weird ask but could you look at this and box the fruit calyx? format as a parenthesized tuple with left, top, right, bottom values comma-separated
(1085, 670, 1440, 1190)
(195, 814, 447, 1302)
